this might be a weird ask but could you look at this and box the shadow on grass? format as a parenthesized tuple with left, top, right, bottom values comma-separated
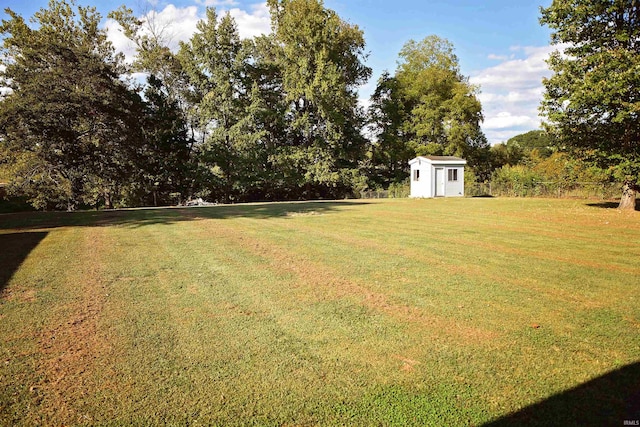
(586, 199, 640, 210)
(484, 361, 640, 427)
(0, 231, 48, 292)
(0, 200, 369, 231)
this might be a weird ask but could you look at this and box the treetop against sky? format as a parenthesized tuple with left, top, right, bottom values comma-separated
(1, 0, 553, 145)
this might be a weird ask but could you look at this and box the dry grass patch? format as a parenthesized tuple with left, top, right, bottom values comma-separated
(34, 228, 115, 424)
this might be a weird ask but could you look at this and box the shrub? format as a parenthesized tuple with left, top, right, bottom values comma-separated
(491, 165, 545, 196)
(388, 180, 410, 198)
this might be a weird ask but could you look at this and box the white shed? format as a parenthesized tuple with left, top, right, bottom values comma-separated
(409, 156, 466, 198)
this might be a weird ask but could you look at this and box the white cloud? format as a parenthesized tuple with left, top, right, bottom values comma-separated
(228, 3, 271, 40)
(105, 2, 271, 64)
(104, 5, 203, 65)
(196, 0, 238, 6)
(470, 45, 564, 144)
(142, 5, 201, 51)
(483, 112, 539, 130)
(358, 96, 372, 112)
(105, 18, 138, 64)
(487, 53, 508, 61)
(471, 45, 555, 92)
(477, 87, 545, 106)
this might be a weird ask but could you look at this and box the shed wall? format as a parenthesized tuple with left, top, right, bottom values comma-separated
(410, 160, 433, 197)
(409, 158, 465, 198)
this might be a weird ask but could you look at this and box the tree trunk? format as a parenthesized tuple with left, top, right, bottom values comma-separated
(618, 182, 637, 210)
(104, 191, 112, 210)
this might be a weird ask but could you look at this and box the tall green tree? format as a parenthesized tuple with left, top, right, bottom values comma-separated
(126, 75, 195, 207)
(368, 35, 488, 187)
(244, 34, 291, 200)
(396, 36, 487, 159)
(178, 9, 265, 202)
(0, 0, 144, 210)
(540, 0, 640, 210)
(267, 0, 371, 198)
(367, 72, 412, 186)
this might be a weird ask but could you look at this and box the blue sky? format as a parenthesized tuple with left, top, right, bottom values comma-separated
(1, 0, 555, 144)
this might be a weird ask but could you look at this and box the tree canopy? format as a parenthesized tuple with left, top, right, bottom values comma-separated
(0, 0, 143, 209)
(491, 130, 555, 168)
(266, 0, 371, 198)
(540, 0, 640, 209)
(1, 0, 498, 209)
(367, 35, 488, 187)
(396, 36, 486, 158)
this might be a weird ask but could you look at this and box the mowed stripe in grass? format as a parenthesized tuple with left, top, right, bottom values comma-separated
(215, 201, 639, 407)
(94, 214, 488, 424)
(1, 198, 639, 425)
(228, 200, 637, 322)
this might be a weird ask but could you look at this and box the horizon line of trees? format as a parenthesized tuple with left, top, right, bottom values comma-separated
(0, 0, 494, 210)
(1, 0, 637, 210)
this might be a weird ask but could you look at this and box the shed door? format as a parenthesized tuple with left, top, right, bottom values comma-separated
(434, 168, 445, 196)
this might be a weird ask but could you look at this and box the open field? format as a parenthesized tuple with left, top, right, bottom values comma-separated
(1, 198, 639, 425)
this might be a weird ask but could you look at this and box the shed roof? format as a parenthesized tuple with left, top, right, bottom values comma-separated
(409, 156, 467, 165)
(420, 156, 465, 161)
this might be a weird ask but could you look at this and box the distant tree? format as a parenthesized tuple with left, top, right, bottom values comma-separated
(178, 9, 265, 202)
(367, 72, 412, 187)
(267, 0, 371, 198)
(465, 143, 494, 183)
(0, 0, 144, 210)
(507, 130, 554, 159)
(368, 35, 488, 187)
(396, 36, 487, 159)
(490, 142, 524, 169)
(540, 0, 640, 210)
(132, 75, 195, 206)
(490, 130, 555, 171)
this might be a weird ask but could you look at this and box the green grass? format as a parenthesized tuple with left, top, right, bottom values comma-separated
(1, 198, 639, 426)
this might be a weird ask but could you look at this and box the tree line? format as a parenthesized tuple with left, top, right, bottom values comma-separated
(1, 0, 638, 210)
(0, 0, 491, 210)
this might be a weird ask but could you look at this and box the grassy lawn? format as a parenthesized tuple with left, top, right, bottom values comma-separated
(1, 198, 639, 425)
